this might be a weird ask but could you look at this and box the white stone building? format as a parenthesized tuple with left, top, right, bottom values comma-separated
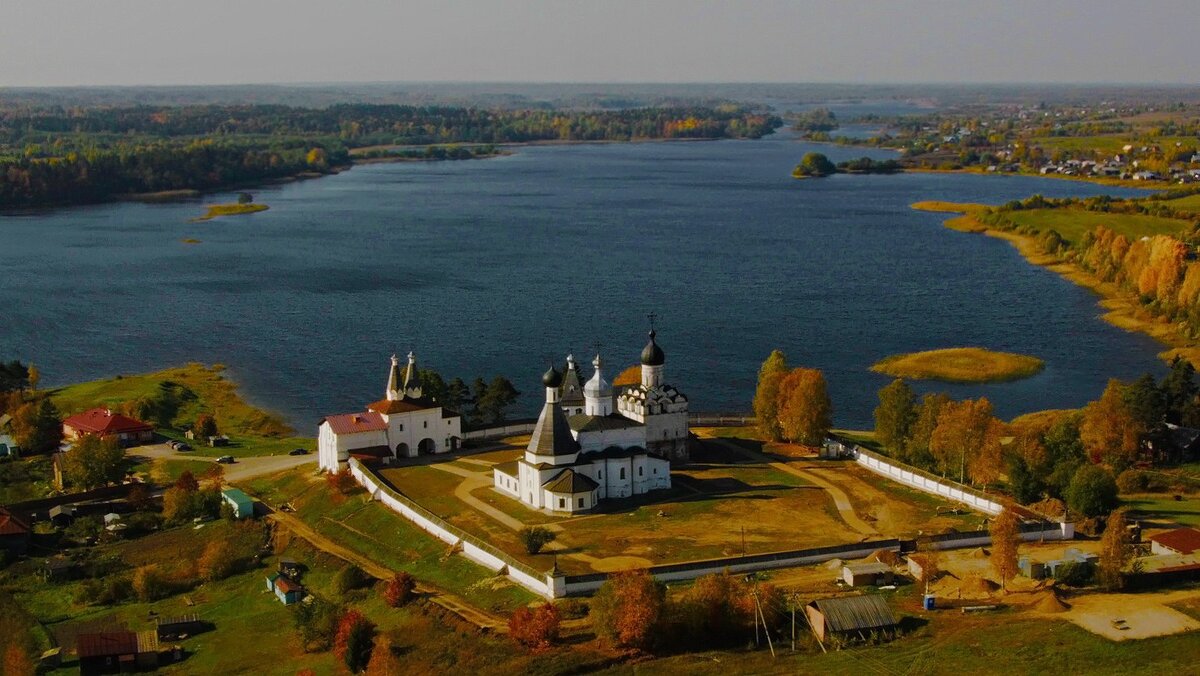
(492, 330, 685, 514)
(318, 353, 462, 471)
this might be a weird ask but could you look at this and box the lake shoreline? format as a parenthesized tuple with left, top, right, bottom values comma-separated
(912, 201, 1200, 369)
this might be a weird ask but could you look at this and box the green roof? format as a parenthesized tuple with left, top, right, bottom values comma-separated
(221, 488, 253, 506)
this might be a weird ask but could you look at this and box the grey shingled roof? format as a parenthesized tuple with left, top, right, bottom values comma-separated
(567, 413, 644, 433)
(560, 364, 585, 406)
(542, 469, 599, 494)
(528, 401, 580, 457)
(809, 595, 897, 633)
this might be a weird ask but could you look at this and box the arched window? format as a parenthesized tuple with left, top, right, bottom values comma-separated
(638, 466, 643, 477)
(619, 467, 626, 480)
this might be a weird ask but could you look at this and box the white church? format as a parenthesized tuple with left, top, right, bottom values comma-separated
(318, 352, 463, 470)
(492, 329, 689, 514)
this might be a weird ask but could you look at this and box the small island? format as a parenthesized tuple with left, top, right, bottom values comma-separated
(192, 193, 269, 222)
(793, 151, 903, 179)
(871, 347, 1045, 383)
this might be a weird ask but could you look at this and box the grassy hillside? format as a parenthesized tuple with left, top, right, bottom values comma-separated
(49, 363, 309, 457)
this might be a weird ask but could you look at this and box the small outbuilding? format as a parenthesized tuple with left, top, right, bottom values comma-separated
(76, 630, 159, 674)
(220, 488, 255, 519)
(155, 614, 204, 640)
(0, 506, 31, 556)
(805, 595, 899, 643)
(1148, 527, 1200, 556)
(49, 504, 77, 527)
(842, 561, 894, 587)
(267, 573, 304, 605)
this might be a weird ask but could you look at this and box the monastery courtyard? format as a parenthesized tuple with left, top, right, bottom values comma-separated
(375, 429, 984, 575)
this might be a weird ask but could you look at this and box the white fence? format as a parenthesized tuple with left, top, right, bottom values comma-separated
(347, 458, 558, 598)
(461, 421, 537, 441)
(833, 439, 1074, 540)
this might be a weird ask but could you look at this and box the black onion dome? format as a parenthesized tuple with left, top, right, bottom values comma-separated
(542, 365, 564, 387)
(640, 330, 665, 366)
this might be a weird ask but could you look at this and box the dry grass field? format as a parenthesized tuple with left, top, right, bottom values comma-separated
(376, 433, 987, 575)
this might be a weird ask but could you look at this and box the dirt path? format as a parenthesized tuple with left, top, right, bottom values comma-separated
(1058, 587, 1200, 641)
(709, 439, 880, 538)
(267, 510, 507, 632)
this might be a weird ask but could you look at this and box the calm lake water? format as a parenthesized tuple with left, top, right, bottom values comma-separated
(0, 131, 1161, 430)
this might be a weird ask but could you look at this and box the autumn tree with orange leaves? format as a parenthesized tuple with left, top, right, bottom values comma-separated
(774, 367, 832, 445)
(929, 398, 1005, 485)
(1080, 379, 1143, 469)
(989, 508, 1020, 590)
(508, 603, 562, 652)
(591, 570, 665, 651)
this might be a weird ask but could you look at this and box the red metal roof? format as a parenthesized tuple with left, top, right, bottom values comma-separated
(321, 411, 387, 435)
(275, 576, 303, 593)
(1149, 527, 1200, 555)
(63, 408, 153, 435)
(76, 631, 139, 658)
(368, 398, 435, 414)
(0, 507, 30, 536)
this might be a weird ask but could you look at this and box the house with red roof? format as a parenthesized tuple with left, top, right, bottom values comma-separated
(62, 408, 154, 446)
(317, 353, 462, 470)
(0, 507, 31, 556)
(1149, 526, 1200, 556)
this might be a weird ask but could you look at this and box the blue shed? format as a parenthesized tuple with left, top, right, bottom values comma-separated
(221, 488, 255, 519)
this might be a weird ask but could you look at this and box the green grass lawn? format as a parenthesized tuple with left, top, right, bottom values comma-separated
(1028, 134, 1198, 156)
(1124, 494, 1200, 528)
(242, 470, 536, 612)
(1163, 193, 1200, 214)
(1003, 208, 1191, 245)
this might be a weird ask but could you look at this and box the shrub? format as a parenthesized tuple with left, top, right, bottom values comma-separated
(198, 539, 239, 582)
(509, 603, 561, 652)
(554, 597, 588, 620)
(1055, 561, 1094, 587)
(672, 573, 756, 648)
(327, 468, 357, 497)
(124, 512, 163, 537)
(1066, 465, 1120, 518)
(332, 564, 370, 596)
(333, 609, 376, 673)
(383, 572, 416, 608)
(591, 570, 665, 651)
(133, 565, 171, 602)
(295, 598, 341, 652)
(518, 526, 556, 555)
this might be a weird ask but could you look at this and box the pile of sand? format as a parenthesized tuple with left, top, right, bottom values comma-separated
(1029, 497, 1067, 517)
(825, 558, 845, 571)
(961, 575, 999, 596)
(1035, 592, 1069, 613)
(968, 547, 990, 559)
(869, 549, 901, 566)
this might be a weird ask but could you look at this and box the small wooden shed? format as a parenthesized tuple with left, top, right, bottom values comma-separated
(806, 595, 899, 643)
(842, 561, 893, 587)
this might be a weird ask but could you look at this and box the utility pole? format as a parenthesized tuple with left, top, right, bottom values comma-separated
(752, 582, 775, 658)
(741, 526, 746, 557)
(960, 446, 966, 485)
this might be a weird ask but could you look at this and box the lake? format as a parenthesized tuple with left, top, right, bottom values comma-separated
(0, 130, 1162, 431)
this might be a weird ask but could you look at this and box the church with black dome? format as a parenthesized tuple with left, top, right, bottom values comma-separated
(491, 329, 688, 514)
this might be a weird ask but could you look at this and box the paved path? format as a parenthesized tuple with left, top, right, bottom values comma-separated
(708, 438, 880, 538)
(267, 509, 506, 631)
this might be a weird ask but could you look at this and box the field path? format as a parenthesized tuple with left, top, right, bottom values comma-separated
(709, 439, 880, 538)
(267, 509, 507, 631)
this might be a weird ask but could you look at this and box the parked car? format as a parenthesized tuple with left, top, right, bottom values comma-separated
(216, 455, 235, 464)
(176, 443, 192, 452)
(288, 448, 309, 456)
(167, 440, 181, 450)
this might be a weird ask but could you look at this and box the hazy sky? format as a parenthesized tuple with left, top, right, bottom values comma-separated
(2, 1, 1197, 87)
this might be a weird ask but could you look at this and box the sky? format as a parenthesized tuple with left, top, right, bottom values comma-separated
(1, 0, 1197, 87)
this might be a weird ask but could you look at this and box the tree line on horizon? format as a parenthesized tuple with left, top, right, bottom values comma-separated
(0, 104, 781, 207)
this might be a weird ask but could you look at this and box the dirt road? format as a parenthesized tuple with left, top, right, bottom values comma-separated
(708, 438, 881, 538)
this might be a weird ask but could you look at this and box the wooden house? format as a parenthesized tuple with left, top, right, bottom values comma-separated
(805, 595, 898, 643)
(76, 630, 158, 674)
